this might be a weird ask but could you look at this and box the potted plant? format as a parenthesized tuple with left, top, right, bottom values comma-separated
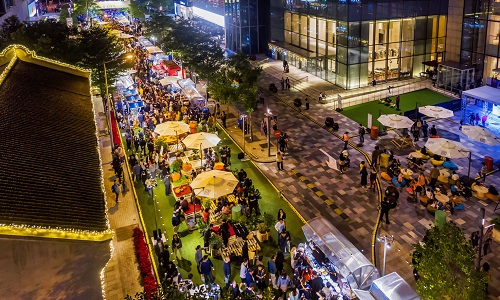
(209, 234, 224, 257)
(256, 223, 269, 242)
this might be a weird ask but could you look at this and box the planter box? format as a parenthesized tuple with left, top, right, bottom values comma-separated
(256, 231, 268, 242)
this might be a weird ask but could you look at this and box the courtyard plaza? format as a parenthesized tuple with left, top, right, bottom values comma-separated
(220, 60, 500, 297)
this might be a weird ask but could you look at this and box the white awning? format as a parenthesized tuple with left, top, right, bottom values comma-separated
(354, 272, 420, 300)
(96, 1, 129, 9)
(462, 86, 500, 105)
(145, 46, 164, 55)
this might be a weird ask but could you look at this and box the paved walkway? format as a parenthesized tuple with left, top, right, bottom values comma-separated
(93, 96, 143, 300)
(218, 64, 500, 298)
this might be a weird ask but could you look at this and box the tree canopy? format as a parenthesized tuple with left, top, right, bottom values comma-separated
(0, 18, 131, 94)
(412, 222, 487, 300)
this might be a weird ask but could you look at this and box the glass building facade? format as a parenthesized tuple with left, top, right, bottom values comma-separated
(269, 0, 449, 89)
(460, 0, 500, 80)
(225, 0, 270, 54)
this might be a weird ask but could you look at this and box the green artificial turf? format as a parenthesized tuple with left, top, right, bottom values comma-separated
(341, 89, 453, 129)
(133, 126, 305, 286)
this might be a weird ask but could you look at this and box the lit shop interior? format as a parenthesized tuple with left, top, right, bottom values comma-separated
(269, 14, 446, 89)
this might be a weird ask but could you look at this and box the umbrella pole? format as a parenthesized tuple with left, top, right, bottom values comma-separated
(176, 130, 178, 151)
(200, 143, 203, 168)
(468, 151, 472, 179)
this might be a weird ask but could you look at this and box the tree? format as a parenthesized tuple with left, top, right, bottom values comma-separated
(0, 15, 23, 48)
(9, 20, 78, 62)
(76, 26, 131, 95)
(412, 222, 487, 300)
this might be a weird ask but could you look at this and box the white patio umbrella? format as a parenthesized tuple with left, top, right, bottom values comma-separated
(182, 132, 221, 149)
(183, 132, 221, 167)
(425, 138, 470, 159)
(425, 138, 472, 178)
(377, 114, 414, 129)
(155, 121, 190, 136)
(418, 105, 454, 119)
(461, 125, 500, 146)
(190, 170, 239, 199)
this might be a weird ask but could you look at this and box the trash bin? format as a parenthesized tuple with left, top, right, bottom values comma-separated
(232, 205, 242, 220)
(380, 153, 390, 168)
(370, 126, 379, 139)
(485, 156, 494, 172)
(189, 121, 197, 134)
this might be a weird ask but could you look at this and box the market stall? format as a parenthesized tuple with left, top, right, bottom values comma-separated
(353, 272, 420, 300)
(182, 84, 206, 106)
(300, 217, 379, 297)
(177, 78, 196, 89)
(152, 60, 181, 77)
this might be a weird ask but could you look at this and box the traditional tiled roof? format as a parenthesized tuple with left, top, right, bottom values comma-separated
(0, 50, 107, 232)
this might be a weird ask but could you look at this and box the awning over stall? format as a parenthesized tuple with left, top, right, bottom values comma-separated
(302, 217, 379, 290)
(177, 78, 196, 89)
(353, 272, 420, 300)
(145, 46, 164, 55)
(461, 86, 500, 105)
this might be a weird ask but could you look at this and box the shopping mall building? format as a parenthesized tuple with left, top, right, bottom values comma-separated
(221, 0, 499, 90)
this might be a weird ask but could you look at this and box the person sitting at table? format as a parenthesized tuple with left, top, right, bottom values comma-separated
(421, 146, 428, 156)
(411, 173, 426, 198)
(425, 188, 435, 201)
(392, 172, 406, 187)
(387, 160, 399, 178)
(436, 183, 448, 196)
(451, 181, 464, 196)
(222, 203, 234, 217)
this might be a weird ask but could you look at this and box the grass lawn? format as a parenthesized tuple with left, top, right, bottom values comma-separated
(341, 89, 453, 129)
(132, 126, 306, 286)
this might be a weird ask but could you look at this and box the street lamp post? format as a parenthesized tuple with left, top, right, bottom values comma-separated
(264, 110, 273, 157)
(241, 114, 248, 158)
(378, 234, 394, 276)
(103, 54, 134, 152)
(476, 207, 486, 270)
(103, 61, 114, 151)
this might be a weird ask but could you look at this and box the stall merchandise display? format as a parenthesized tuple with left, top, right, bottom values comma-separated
(298, 242, 354, 299)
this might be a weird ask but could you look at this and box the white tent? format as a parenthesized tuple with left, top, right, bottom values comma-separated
(96, 1, 128, 9)
(302, 217, 379, 290)
(353, 272, 420, 300)
(462, 86, 500, 104)
(177, 78, 196, 89)
(145, 46, 164, 55)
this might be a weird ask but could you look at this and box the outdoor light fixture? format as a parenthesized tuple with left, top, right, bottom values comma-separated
(378, 234, 394, 276)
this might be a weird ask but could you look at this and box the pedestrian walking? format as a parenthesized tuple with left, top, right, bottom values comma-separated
(369, 168, 377, 192)
(268, 255, 278, 289)
(305, 96, 309, 110)
(112, 179, 121, 203)
(475, 113, 480, 125)
(276, 152, 284, 171)
(278, 231, 287, 254)
(221, 111, 227, 128)
(379, 197, 395, 224)
(360, 163, 368, 189)
(280, 77, 285, 91)
(240, 258, 249, 282)
(395, 95, 400, 110)
(430, 125, 437, 137)
(200, 255, 214, 285)
(343, 132, 349, 150)
(171, 212, 180, 234)
(223, 256, 231, 288)
(358, 124, 365, 144)
(277, 271, 290, 295)
(255, 264, 267, 290)
(421, 121, 429, 139)
(469, 113, 475, 125)
(285, 77, 290, 90)
(482, 114, 487, 127)
(164, 174, 171, 196)
(275, 219, 285, 238)
(195, 245, 204, 276)
(275, 251, 285, 274)
(171, 233, 183, 259)
(371, 145, 381, 168)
